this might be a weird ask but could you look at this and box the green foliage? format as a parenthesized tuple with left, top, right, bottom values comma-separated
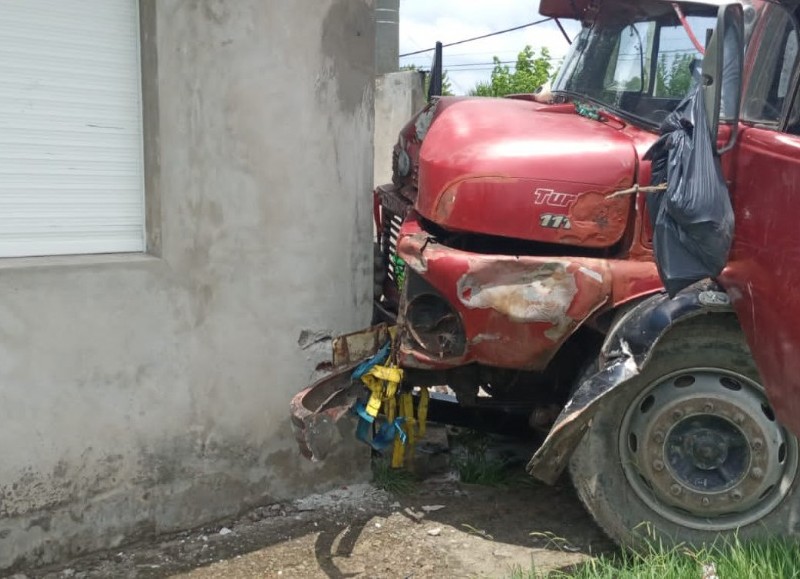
(400, 64, 454, 96)
(371, 457, 416, 494)
(450, 429, 513, 486)
(470, 46, 553, 97)
(509, 534, 800, 578)
(454, 449, 511, 486)
(656, 53, 695, 98)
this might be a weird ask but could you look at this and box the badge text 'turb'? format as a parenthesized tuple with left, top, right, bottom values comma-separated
(533, 188, 578, 209)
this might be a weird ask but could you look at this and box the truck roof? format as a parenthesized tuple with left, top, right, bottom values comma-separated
(539, 0, 772, 20)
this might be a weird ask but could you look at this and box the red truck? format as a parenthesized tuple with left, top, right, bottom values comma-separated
(294, 0, 800, 547)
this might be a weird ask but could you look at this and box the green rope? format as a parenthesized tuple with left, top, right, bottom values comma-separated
(391, 254, 406, 290)
(575, 102, 602, 121)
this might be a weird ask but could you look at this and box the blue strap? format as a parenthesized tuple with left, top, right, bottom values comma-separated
(354, 408, 407, 451)
(354, 401, 376, 424)
(351, 341, 391, 380)
(392, 418, 408, 445)
(355, 408, 374, 445)
(351, 341, 405, 453)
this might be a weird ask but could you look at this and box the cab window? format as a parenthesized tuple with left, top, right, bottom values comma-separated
(742, 5, 799, 125)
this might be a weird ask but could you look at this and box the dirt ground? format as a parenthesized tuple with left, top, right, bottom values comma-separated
(26, 433, 613, 579)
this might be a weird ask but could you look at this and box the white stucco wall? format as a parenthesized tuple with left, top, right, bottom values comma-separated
(0, 0, 375, 571)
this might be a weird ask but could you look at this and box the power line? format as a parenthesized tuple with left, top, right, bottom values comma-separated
(402, 57, 565, 73)
(398, 17, 554, 57)
(445, 57, 564, 68)
(411, 49, 535, 59)
(402, 54, 564, 66)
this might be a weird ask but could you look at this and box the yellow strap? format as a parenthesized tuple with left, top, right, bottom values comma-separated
(417, 388, 429, 438)
(357, 360, 411, 468)
(365, 392, 383, 418)
(362, 376, 384, 418)
(386, 393, 397, 422)
(368, 365, 403, 383)
(391, 434, 405, 468)
(400, 393, 415, 461)
(360, 365, 404, 419)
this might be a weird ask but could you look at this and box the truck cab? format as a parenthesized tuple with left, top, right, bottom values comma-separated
(296, 0, 800, 548)
(377, 1, 731, 382)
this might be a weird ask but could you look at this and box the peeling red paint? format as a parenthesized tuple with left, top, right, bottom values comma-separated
(395, 214, 663, 371)
(399, 215, 612, 370)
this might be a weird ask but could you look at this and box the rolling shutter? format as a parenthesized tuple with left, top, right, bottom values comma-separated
(0, 0, 144, 257)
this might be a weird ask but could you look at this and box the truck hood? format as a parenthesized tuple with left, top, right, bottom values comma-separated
(415, 97, 639, 248)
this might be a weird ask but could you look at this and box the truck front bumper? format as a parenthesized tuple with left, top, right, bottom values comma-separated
(395, 213, 662, 371)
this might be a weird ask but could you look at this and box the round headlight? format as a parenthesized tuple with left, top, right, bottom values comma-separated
(396, 149, 411, 178)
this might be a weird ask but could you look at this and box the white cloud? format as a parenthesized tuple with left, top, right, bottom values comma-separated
(399, 0, 581, 94)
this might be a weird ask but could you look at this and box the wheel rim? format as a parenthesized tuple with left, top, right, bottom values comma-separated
(619, 368, 798, 531)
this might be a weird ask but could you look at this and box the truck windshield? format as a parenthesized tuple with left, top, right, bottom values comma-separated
(553, 4, 717, 127)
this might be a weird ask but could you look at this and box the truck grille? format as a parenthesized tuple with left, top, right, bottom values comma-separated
(382, 209, 405, 288)
(375, 185, 413, 316)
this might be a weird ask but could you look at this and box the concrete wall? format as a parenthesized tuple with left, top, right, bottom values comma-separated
(0, 0, 375, 571)
(374, 71, 425, 187)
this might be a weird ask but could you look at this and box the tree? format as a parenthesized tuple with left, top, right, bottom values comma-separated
(469, 46, 553, 97)
(655, 53, 695, 98)
(400, 64, 454, 97)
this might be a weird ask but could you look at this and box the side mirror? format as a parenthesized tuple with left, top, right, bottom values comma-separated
(702, 4, 744, 154)
(428, 41, 443, 102)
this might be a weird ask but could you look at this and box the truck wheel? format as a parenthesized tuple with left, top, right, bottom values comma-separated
(569, 317, 800, 547)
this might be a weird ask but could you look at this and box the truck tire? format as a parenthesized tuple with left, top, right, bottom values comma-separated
(569, 316, 800, 547)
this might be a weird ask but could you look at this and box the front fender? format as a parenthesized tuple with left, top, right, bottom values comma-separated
(527, 281, 733, 484)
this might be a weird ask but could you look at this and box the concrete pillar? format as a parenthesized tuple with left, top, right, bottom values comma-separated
(375, 0, 399, 74)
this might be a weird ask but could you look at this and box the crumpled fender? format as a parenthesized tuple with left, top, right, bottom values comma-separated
(527, 280, 733, 484)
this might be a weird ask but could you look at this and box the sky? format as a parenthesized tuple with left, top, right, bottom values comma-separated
(399, 0, 582, 95)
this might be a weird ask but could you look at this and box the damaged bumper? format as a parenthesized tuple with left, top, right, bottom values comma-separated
(290, 364, 363, 461)
(290, 325, 390, 461)
(395, 213, 662, 370)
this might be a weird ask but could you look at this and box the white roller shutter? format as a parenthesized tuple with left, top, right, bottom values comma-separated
(0, 0, 144, 258)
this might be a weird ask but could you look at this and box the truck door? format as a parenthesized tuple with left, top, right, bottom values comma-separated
(718, 4, 800, 434)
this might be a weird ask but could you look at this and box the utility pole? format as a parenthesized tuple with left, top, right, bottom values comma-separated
(375, 0, 399, 75)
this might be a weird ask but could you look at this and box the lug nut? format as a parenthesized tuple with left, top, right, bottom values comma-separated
(672, 409, 685, 421)
(701, 497, 711, 506)
(752, 439, 764, 451)
(653, 431, 665, 443)
(653, 460, 664, 472)
(752, 467, 764, 479)
(670, 484, 682, 496)
(703, 402, 715, 413)
(734, 413, 745, 425)
(731, 490, 743, 501)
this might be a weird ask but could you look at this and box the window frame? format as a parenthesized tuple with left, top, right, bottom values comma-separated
(742, 4, 800, 129)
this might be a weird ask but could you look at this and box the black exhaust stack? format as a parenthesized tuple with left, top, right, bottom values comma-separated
(427, 41, 443, 102)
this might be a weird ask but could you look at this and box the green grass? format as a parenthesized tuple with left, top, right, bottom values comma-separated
(453, 448, 513, 486)
(450, 428, 517, 486)
(371, 457, 417, 494)
(509, 536, 800, 579)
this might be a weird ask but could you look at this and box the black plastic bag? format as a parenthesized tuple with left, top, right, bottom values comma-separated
(644, 84, 734, 297)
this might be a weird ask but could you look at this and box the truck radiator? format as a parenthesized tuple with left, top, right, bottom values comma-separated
(382, 208, 405, 289)
(374, 185, 413, 318)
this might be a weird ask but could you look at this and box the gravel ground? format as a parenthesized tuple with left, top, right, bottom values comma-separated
(24, 433, 613, 579)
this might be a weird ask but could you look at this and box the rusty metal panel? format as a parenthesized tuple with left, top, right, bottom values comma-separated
(332, 324, 390, 368)
(290, 364, 363, 462)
